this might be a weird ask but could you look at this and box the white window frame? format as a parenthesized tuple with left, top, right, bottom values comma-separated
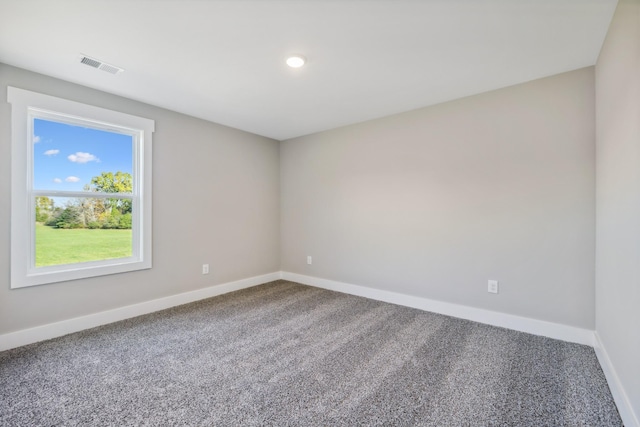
(8, 87, 154, 289)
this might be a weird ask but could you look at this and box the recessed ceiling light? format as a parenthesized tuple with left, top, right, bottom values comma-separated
(286, 55, 306, 68)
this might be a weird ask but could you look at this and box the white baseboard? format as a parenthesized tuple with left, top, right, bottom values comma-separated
(0, 271, 282, 352)
(2, 270, 594, 350)
(282, 272, 595, 346)
(3, 270, 633, 425)
(593, 332, 640, 427)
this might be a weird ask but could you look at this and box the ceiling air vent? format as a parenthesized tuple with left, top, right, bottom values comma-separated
(79, 55, 124, 75)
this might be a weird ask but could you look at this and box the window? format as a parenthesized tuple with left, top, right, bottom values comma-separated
(8, 87, 154, 288)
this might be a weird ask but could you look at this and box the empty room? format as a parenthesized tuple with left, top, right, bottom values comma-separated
(0, 0, 638, 425)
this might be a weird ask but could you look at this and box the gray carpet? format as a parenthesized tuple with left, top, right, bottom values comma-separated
(0, 280, 622, 426)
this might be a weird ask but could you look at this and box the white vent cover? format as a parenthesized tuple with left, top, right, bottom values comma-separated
(79, 55, 124, 74)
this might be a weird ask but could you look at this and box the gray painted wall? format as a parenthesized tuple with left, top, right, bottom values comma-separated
(0, 63, 281, 335)
(281, 68, 596, 329)
(595, 0, 640, 419)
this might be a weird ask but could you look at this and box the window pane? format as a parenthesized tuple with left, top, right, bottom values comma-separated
(33, 118, 133, 192)
(35, 196, 133, 267)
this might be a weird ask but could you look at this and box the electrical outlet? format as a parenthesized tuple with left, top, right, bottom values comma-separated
(202, 264, 210, 275)
(488, 280, 499, 294)
(307, 256, 312, 265)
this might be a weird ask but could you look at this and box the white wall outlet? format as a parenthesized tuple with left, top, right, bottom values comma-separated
(488, 280, 499, 294)
(202, 264, 210, 275)
(307, 256, 312, 265)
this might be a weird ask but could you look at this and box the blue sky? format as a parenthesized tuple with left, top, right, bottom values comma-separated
(33, 118, 133, 191)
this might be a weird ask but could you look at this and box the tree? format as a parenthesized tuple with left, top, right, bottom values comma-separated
(41, 172, 134, 230)
(90, 171, 133, 214)
(45, 206, 63, 226)
(118, 213, 132, 229)
(35, 196, 54, 222)
(55, 204, 84, 229)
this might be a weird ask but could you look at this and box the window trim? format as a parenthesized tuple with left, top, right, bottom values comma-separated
(8, 87, 154, 288)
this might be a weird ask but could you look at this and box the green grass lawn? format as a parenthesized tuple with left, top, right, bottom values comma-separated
(35, 223, 132, 267)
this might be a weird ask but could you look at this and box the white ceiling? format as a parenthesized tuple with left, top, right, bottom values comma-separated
(0, 0, 617, 140)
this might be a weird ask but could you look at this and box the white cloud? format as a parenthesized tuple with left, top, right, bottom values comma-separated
(33, 135, 41, 143)
(65, 176, 80, 183)
(68, 152, 99, 163)
(43, 149, 59, 156)
(53, 178, 62, 183)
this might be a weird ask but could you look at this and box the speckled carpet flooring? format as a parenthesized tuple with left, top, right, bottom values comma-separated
(0, 280, 622, 426)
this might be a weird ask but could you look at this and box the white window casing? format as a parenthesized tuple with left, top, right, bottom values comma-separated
(8, 87, 154, 288)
